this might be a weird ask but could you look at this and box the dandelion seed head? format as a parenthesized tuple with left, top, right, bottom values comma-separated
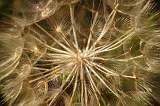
(1, 0, 160, 106)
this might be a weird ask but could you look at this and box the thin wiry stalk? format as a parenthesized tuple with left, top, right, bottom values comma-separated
(70, 5, 79, 49)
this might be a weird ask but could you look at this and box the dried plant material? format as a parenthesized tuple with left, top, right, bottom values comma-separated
(0, 0, 160, 106)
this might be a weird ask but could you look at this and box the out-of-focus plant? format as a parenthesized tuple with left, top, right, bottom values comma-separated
(0, 0, 160, 106)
